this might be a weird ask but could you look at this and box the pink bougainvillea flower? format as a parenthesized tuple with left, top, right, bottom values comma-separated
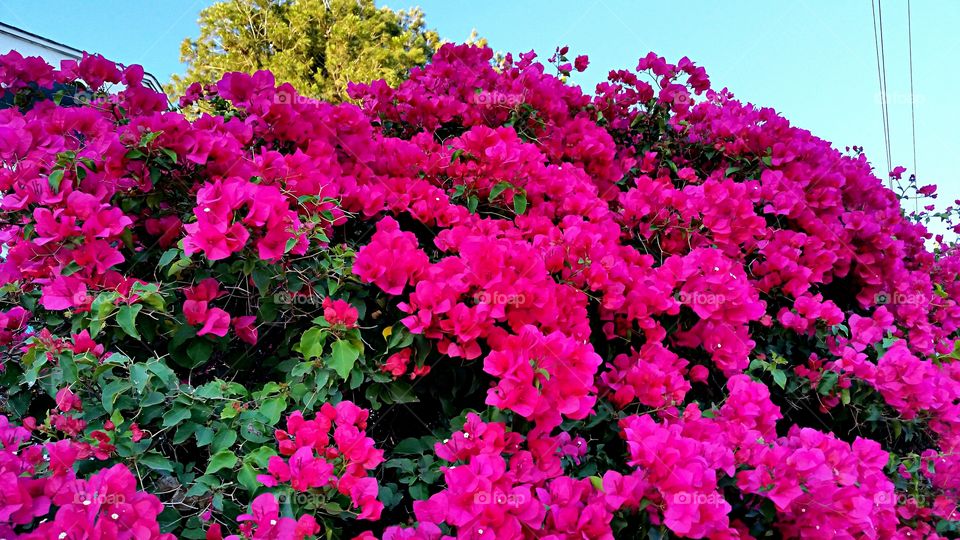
(54, 387, 82, 412)
(322, 297, 359, 328)
(197, 307, 231, 337)
(40, 275, 89, 311)
(381, 348, 412, 378)
(232, 315, 258, 345)
(353, 217, 429, 295)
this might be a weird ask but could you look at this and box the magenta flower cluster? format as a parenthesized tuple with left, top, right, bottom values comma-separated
(0, 38, 958, 540)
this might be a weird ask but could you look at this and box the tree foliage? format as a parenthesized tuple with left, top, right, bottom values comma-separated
(170, 0, 439, 101)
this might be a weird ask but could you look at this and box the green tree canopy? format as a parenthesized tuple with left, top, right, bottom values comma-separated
(171, 0, 439, 101)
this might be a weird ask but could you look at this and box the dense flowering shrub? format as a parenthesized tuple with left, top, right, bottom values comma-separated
(0, 413, 172, 539)
(0, 43, 959, 539)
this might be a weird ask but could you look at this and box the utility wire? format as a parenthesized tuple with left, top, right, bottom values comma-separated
(878, 0, 893, 179)
(871, 0, 894, 186)
(907, 0, 918, 182)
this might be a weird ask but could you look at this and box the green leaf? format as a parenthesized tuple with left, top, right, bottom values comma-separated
(195, 382, 224, 399)
(116, 304, 143, 340)
(237, 463, 259, 492)
(130, 283, 165, 311)
(160, 147, 178, 163)
(92, 291, 120, 320)
(409, 482, 430, 500)
(206, 450, 237, 475)
(589, 475, 604, 491)
(934, 282, 949, 299)
(221, 403, 239, 419)
(88, 318, 105, 338)
(513, 192, 527, 215)
(101, 380, 132, 413)
(173, 425, 199, 447)
(246, 446, 278, 468)
(392, 437, 428, 455)
(139, 452, 174, 472)
(167, 256, 192, 278)
(259, 397, 286, 425)
(186, 340, 214, 367)
(59, 354, 78, 384)
(195, 426, 215, 447)
(130, 363, 150, 393)
(379, 380, 419, 405)
(184, 479, 214, 498)
(488, 181, 511, 201)
(48, 169, 65, 192)
(329, 339, 360, 380)
(147, 359, 178, 388)
(299, 327, 327, 359)
(290, 362, 314, 378)
(158, 248, 179, 269)
(60, 261, 82, 276)
(772, 369, 787, 389)
(251, 268, 272, 294)
(816, 371, 840, 395)
(139, 130, 161, 146)
(348, 368, 364, 390)
(212, 429, 238, 453)
(162, 407, 192, 428)
(141, 391, 166, 407)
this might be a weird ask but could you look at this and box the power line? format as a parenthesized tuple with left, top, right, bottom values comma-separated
(878, 0, 893, 180)
(907, 0, 918, 181)
(871, 0, 893, 186)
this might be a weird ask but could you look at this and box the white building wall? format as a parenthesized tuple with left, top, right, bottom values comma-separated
(0, 32, 77, 65)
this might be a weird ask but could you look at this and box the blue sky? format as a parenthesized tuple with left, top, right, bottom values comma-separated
(1, 0, 956, 237)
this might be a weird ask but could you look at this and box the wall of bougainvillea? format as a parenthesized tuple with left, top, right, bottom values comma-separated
(1, 42, 959, 539)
